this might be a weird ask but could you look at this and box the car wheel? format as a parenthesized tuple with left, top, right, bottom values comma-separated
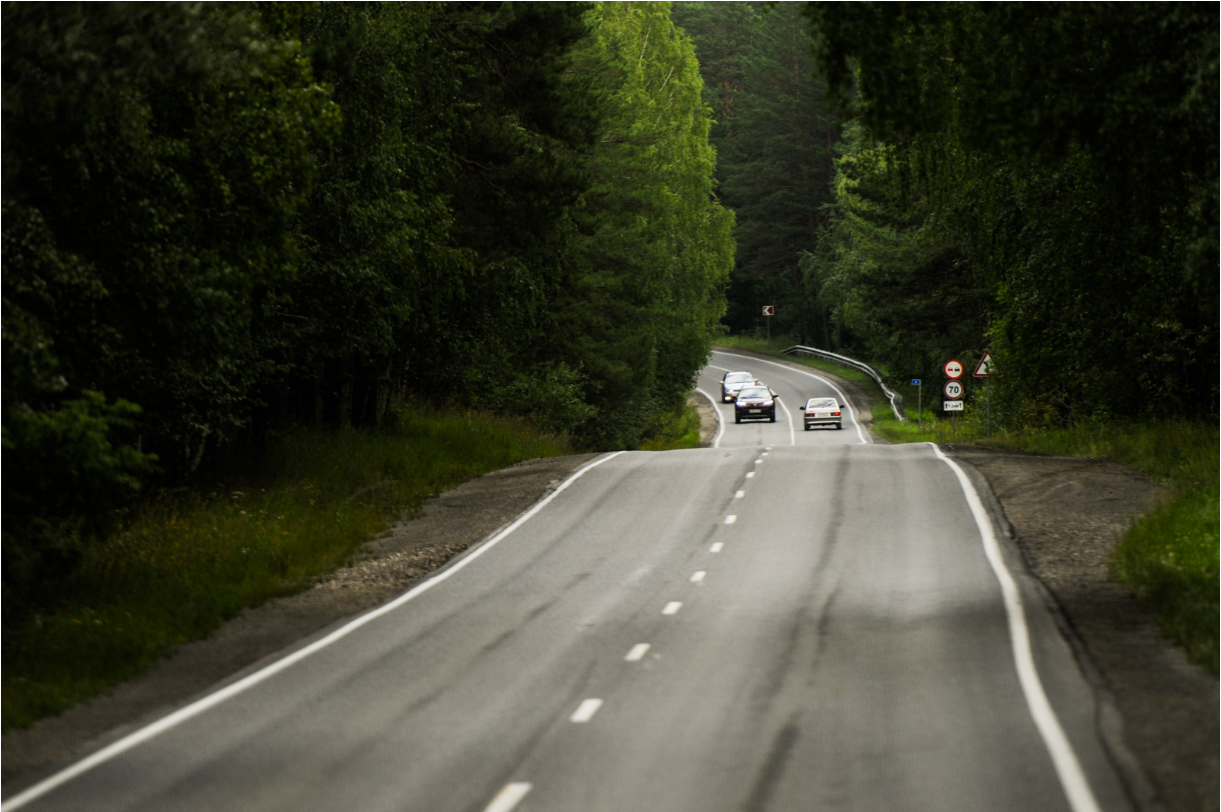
(769, 413, 776, 423)
(835, 423, 842, 430)
(734, 414, 741, 424)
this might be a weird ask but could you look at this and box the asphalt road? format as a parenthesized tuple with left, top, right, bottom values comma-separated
(4, 351, 1134, 812)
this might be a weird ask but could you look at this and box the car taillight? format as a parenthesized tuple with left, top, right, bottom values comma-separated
(832, 411, 840, 416)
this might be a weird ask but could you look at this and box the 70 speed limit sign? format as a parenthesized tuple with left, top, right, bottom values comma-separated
(943, 379, 965, 399)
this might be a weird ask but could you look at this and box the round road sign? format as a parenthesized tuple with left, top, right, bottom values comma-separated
(944, 359, 964, 379)
(943, 380, 964, 399)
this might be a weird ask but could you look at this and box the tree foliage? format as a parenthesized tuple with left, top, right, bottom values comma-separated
(805, 2, 1218, 423)
(673, 2, 839, 344)
(2, 1, 732, 601)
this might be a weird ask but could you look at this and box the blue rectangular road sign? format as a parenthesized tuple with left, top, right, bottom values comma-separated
(912, 379, 921, 385)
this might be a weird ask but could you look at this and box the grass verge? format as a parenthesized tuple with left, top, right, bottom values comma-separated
(2, 407, 570, 731)
(713, 336, 880, 391)
(717, 334, 1218, 674)
(640, 403, 703, 451)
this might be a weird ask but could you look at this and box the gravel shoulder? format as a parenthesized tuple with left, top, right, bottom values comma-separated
(2, 453, 598, 787)
(5, 364, 1216, 812)
(947, 445, 1218, 812)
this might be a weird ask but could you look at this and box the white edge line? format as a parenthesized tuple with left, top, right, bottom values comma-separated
(694, 387, 725, 448)
(774, 395, 796, 445)
(713, 351, 868, 445)
(484, 782, 532, 812)
(0, 452, 627, 812)
(930, 444, 1101, 812)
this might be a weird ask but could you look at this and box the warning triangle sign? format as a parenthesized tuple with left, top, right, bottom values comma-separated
(973, 352, 996, 377)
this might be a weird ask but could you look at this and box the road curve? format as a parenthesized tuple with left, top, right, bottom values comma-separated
(3, 359, 1135, 812)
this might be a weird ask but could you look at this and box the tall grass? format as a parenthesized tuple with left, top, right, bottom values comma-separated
(639, 404, 703, 451)
(2, 408, 569, 730)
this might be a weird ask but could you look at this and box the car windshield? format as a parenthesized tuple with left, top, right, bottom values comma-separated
(809, 398, 837, 409)
(725, 372, 753, 384)
(738, 387, 769, 399)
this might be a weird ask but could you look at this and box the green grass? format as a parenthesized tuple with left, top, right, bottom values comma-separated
(640, 403, 703, 451)
(2, 407, 570, 730)
(719, 334, 1218, 674)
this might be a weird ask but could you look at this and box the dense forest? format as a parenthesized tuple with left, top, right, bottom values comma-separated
(3, 1, 1218, 605)
(2, 3, 732, 594)
(676, 1, 1217, 426)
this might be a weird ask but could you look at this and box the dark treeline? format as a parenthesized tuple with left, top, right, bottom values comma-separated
(678, 2, 1217, 425)
(2, 3, 731, 591)
(671, 2, 839, 344)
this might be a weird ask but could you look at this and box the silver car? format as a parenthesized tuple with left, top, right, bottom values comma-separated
(721, 371, 756, 402)
(802, 397, 843, 430)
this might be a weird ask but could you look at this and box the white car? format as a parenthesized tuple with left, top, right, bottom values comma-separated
(802, 397, 842, 430)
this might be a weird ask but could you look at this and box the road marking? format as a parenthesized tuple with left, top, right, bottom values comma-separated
(774, 397, 796, 445)
(625, 644, 650, 661)
(724, 515, 737, 524)
(695, 387, 726, 448)
(570, 698, 603, 723)
(930, 444, 1102, 812)
(481, 781, 529, 810)
(0, 452, 629, 812)
(663, 601, 682, 615)
(710, 542, 723, 553)
(690, 571, 706, 583)
(713, 351, 869, 444)
(734, 490, 745, 498)
(755, 458, 763, 464)
(762, 452, 769, 456)
(484, 782, 532, 812)
(745, 471, 754, 478)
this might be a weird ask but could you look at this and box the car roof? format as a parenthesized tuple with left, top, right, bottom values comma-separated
(724, 371, 752, 379)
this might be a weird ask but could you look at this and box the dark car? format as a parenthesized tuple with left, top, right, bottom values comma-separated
(802, 396, 842, 430)
(721, 371, 756, 402)
(734, 385, 777, 423)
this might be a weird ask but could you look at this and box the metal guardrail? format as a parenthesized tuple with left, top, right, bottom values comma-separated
(783, 345, 906, 421)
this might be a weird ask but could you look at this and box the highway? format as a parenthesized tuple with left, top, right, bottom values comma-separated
(3, 350, 1134, 812)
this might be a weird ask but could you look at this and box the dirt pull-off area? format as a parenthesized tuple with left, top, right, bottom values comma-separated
(948, 445, 1218, 812)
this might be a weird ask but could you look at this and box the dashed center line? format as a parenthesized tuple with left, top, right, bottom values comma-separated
(662, 601, 683, 615)
(710, 542, 724, 553)
(755, 458, 763, 464)
(724, 515, 737, 524)
(690, 571, 706, 583)
(484, 782, 532, 812)
(570, 698, 603, 723)
(625, 644, 650, 661)
(734, 490, 745, 498)
(745, 472, 755, 478)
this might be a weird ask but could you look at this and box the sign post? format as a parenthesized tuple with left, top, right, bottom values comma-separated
(973, 352, 996, 437)
(911, 379, 922, 428)
(762, 305, 774, 341)
(943, 360, 964, 442)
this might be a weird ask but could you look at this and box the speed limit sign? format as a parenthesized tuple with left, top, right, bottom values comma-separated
(943, 379, 964, 399)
